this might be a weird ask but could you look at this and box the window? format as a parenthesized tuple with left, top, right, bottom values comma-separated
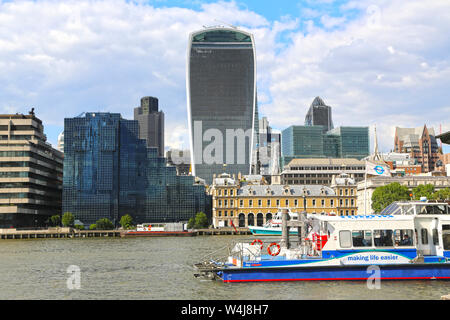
(224, 189, 227, 196)
(224, 211, 228, 217)
(330, 199, 334, 207)
(432, 229, 439, 245)
(321, 199, 325, 207)
(218, 211, 222, 217)
(258, 199, 262, 207)
(285, 199, 289, 206)
(230, 200, 234, 206)
(230, 190, 233, 196)
(394, 229, 413, 246)
(421, 229, 429, 245)
(224, 200, 228, 206)
(374, 230, 393, 247)
(249, 200, 253, 207)
(443, 225, 450, 250)
(312, 199, 316, 207)
(294, 199, 298, 207)
(352, 230, 372, 247)
(218, 200, 222, 207)
(339, 230, 352, 248)
(267, 199, 271, 206)
(276, 199, 280, 206)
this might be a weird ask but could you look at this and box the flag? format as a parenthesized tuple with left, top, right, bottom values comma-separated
(365, 160, 391, 177)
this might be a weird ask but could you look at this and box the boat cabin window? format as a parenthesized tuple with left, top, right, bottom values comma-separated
(352, 230, 372, 247)
(394, 229, 414, 247)
(443, 225, 450, 250)
(432, 229, 439, 245)
(339, 230, 352, 248)
(417, 204, 448, 215)
(374, 230, 394, 247)
(421, 229, 429, 245)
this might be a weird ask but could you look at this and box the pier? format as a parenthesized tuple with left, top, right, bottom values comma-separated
(0, 227, 251, 239)
(0, 227, 121, 240)
(194, 227, 251, 236)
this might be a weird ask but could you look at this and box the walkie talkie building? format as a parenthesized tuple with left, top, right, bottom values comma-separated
(187, 27, 257, 185)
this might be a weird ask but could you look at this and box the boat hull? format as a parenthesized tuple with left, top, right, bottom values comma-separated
(217, 263, 450, 283)
(248, 226, 298, 236)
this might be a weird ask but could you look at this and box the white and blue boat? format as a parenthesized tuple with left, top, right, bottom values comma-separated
(195, 201, 450, 282)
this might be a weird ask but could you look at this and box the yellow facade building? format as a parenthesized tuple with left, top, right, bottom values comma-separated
(210, 173, 357, 228)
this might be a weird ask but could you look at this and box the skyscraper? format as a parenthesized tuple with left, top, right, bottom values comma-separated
(63, 112, 208, 227)
(187, 27, 257, 185)
(305, 96, 334, 132)
(134, 96, 164, 157)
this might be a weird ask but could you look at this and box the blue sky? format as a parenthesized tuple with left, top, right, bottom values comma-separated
(0, 0, 449, 154)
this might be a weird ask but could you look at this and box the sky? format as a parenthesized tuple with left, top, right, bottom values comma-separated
(0, 0, 449, 154)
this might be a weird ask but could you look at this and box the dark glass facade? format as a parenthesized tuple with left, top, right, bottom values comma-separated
(304, 96, 334, 132)
(187, 28, 256, 185)
(63, 113, 209, 227)
(134, 96, 165, 157)
(281, 125, 369, 168)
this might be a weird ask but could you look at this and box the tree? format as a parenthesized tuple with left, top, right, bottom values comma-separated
(412, 184, 435, 200)
(119, 214, 133, 229)
(95, 218, 114, 230)
(187, 217, 195, 229)
(61, 212, 75, 227)
(371, 182, 411, 212)
(431, 188, 450, 201)
(89, 224, 97, 230)
(194, 212, 209, 229)
(50, 215, 61, 227)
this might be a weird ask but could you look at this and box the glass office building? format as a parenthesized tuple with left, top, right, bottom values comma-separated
(63, 113, 208, 227)
(187, 27, 257, 185)
(304, 96, 334, 132)
(281, 125, 369, 168)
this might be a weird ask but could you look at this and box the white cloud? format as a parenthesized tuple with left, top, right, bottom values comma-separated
(0, 0, 449, 154)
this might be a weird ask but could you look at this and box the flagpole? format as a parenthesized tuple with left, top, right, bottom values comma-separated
(364, 171, 367, 215)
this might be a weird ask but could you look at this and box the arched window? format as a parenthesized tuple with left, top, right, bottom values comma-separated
(248, 213, 255, 226)
(257, 213, 264, 226)
(238, 213, 245, 227)
(266, 213, 272, 223)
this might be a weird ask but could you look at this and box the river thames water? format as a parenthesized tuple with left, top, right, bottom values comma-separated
(0, 235, 449, 300)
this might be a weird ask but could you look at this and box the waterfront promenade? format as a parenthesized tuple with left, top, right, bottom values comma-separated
(0, 226, 251, 240)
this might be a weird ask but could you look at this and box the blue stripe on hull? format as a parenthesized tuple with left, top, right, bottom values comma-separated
(219, 264, 450, 282)
(248, 228, 298, 236)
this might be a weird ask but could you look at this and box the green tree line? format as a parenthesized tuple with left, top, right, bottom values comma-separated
(372, 183, 450, 212)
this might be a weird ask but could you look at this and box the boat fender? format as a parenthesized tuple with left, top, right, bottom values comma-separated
(267, 243, 281, 256)
(251, 239, 264, 250)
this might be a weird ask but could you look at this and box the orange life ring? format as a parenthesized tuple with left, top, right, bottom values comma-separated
(267, 242, 281, 256)
(251, 239, 263, 250)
